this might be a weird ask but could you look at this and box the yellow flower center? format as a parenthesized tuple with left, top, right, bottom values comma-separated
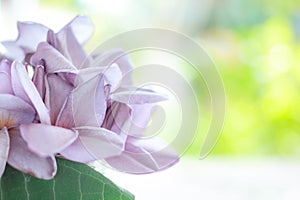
(0, 113, 17, 130)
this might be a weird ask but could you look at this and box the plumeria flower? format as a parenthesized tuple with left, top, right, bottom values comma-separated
(22, 41, 125, 163)
(29, 36, 179, 173)
(1, 15, 179, 175)
(1, 18, 124, 164)
(0, 15, 93, 65)
(102, 87, 179, 174)
(0, 60, 78, 179)
(21, 70, 125, 163)
(83, 49, 179, 174)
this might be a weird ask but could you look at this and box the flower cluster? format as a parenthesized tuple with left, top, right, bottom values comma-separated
(0, 16, 178, 179)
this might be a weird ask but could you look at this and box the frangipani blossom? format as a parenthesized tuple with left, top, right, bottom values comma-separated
(1, 15, 179, 177)
(45, 74, 124, 162)
(1, 15, 93, 64)
(102, 93, 179, 174)
(0, 95, 35, 176)
(0, 60, 77, 179)
(89, 50, 179, 173)
(24, 47, 125, 163)
(28, 36, 178, 173)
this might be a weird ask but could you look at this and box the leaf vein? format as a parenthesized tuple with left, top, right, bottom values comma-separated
(102, 183, 105, 200)
(22, 174, 30, 200)
(79, 173, 83, 200)
(53, 178, 56, 200)
(0, 174, 3, 200)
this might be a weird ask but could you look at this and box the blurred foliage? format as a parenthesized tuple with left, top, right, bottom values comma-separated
(36, 0, 300, 156)
(40, 0, 79, 9)
(206, 11, 300, 156)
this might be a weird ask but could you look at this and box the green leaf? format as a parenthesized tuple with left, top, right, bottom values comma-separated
(0, 158, 134, 200)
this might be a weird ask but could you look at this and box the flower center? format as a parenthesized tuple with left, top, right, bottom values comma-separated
(0, 115, 16, 130)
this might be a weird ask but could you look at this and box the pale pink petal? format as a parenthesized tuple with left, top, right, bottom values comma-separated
(73, 76, 106, 127)
(111, 88, 167, 104)
(16, 21, 49, 53)
(32, 65, 45, 99)
(92, 49, 133, 84)
(0, 94, 35, 128)
(55, 96, 75, 128)
(0, 60, 13, 94)
(105, 88, 166, 137)
(0, 127, 9, 177)
(105, 136, 179, 174)
(60, 126, 124, 163)
(57, 15, 94, 45)
(59, 137, 95, 163)
(44, 74, 73, 124)
(76, 63, 121, 91)
(102, 63, 122, 91)
(58, 74, 106, 127)
(75, 66, 106, 85)
(8, 128, 57, 180)
(47, 29, 59, 49)
(30, 42, 78, 73)
(11, 61, 51, 124)
(103, 102, 153, 137)
(1, 41, 25, 61)
(102, 102, 130, 135)
(0, 72, 13, 94)
(56, 72, 78, 86)
(56, 27, 89, 68)
(121, 104, 155, 137)
(10, 62, 29, 102)
(20, 123, 78, 157)
(73, 74, 107, 127)
(0, 59, 11, 74)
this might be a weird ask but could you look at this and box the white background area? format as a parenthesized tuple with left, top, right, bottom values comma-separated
(96, 157, 300, 200)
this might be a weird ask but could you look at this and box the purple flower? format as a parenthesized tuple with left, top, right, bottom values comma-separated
(102, 88, 178, 174)
(1, 15, 93, 64)
(0, 60, 78, 179)
(30, 40, 179, 173)
(21, 69, 125, 163)
(1, 15, 179, 177)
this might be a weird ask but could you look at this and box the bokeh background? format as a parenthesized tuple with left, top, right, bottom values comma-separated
(1, 0, 300, 199)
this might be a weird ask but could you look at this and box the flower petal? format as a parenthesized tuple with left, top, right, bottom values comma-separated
(11, 61, 51, 124)
(56, 27, 90, 68)
(76, 63, 122, 91)
(75, 66, 106, 85)
(60, 126, 124, 163)
(0, 72, 13, 94)
(57, 15, 94, 45)
(58, 74, 107, 127)
(8, 128, 57, 180)
(47, 29, 59, 49)
(0, 127, 9, 177)
(32, 65, 46, 99)
(129, 104, 154, 131)
(45, 74, 73, 124)
(92, 49, 133, 85)
(103, 102, 154, 137)
(30, 42, 78, 73)
(0, 59, 11, 74)
(0, 94, 35, 128)
(105, 136, 179, 174)
(0, 60, 13, 94)
(20, 123, 78, 157)
(111, 88, 167, 104)
(102, 102, 130, 135)
(74, 74, 107, 127)
(55, 96, 75, 128)
(16, 21, 49, 53)
(1, 41, 25, 61)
